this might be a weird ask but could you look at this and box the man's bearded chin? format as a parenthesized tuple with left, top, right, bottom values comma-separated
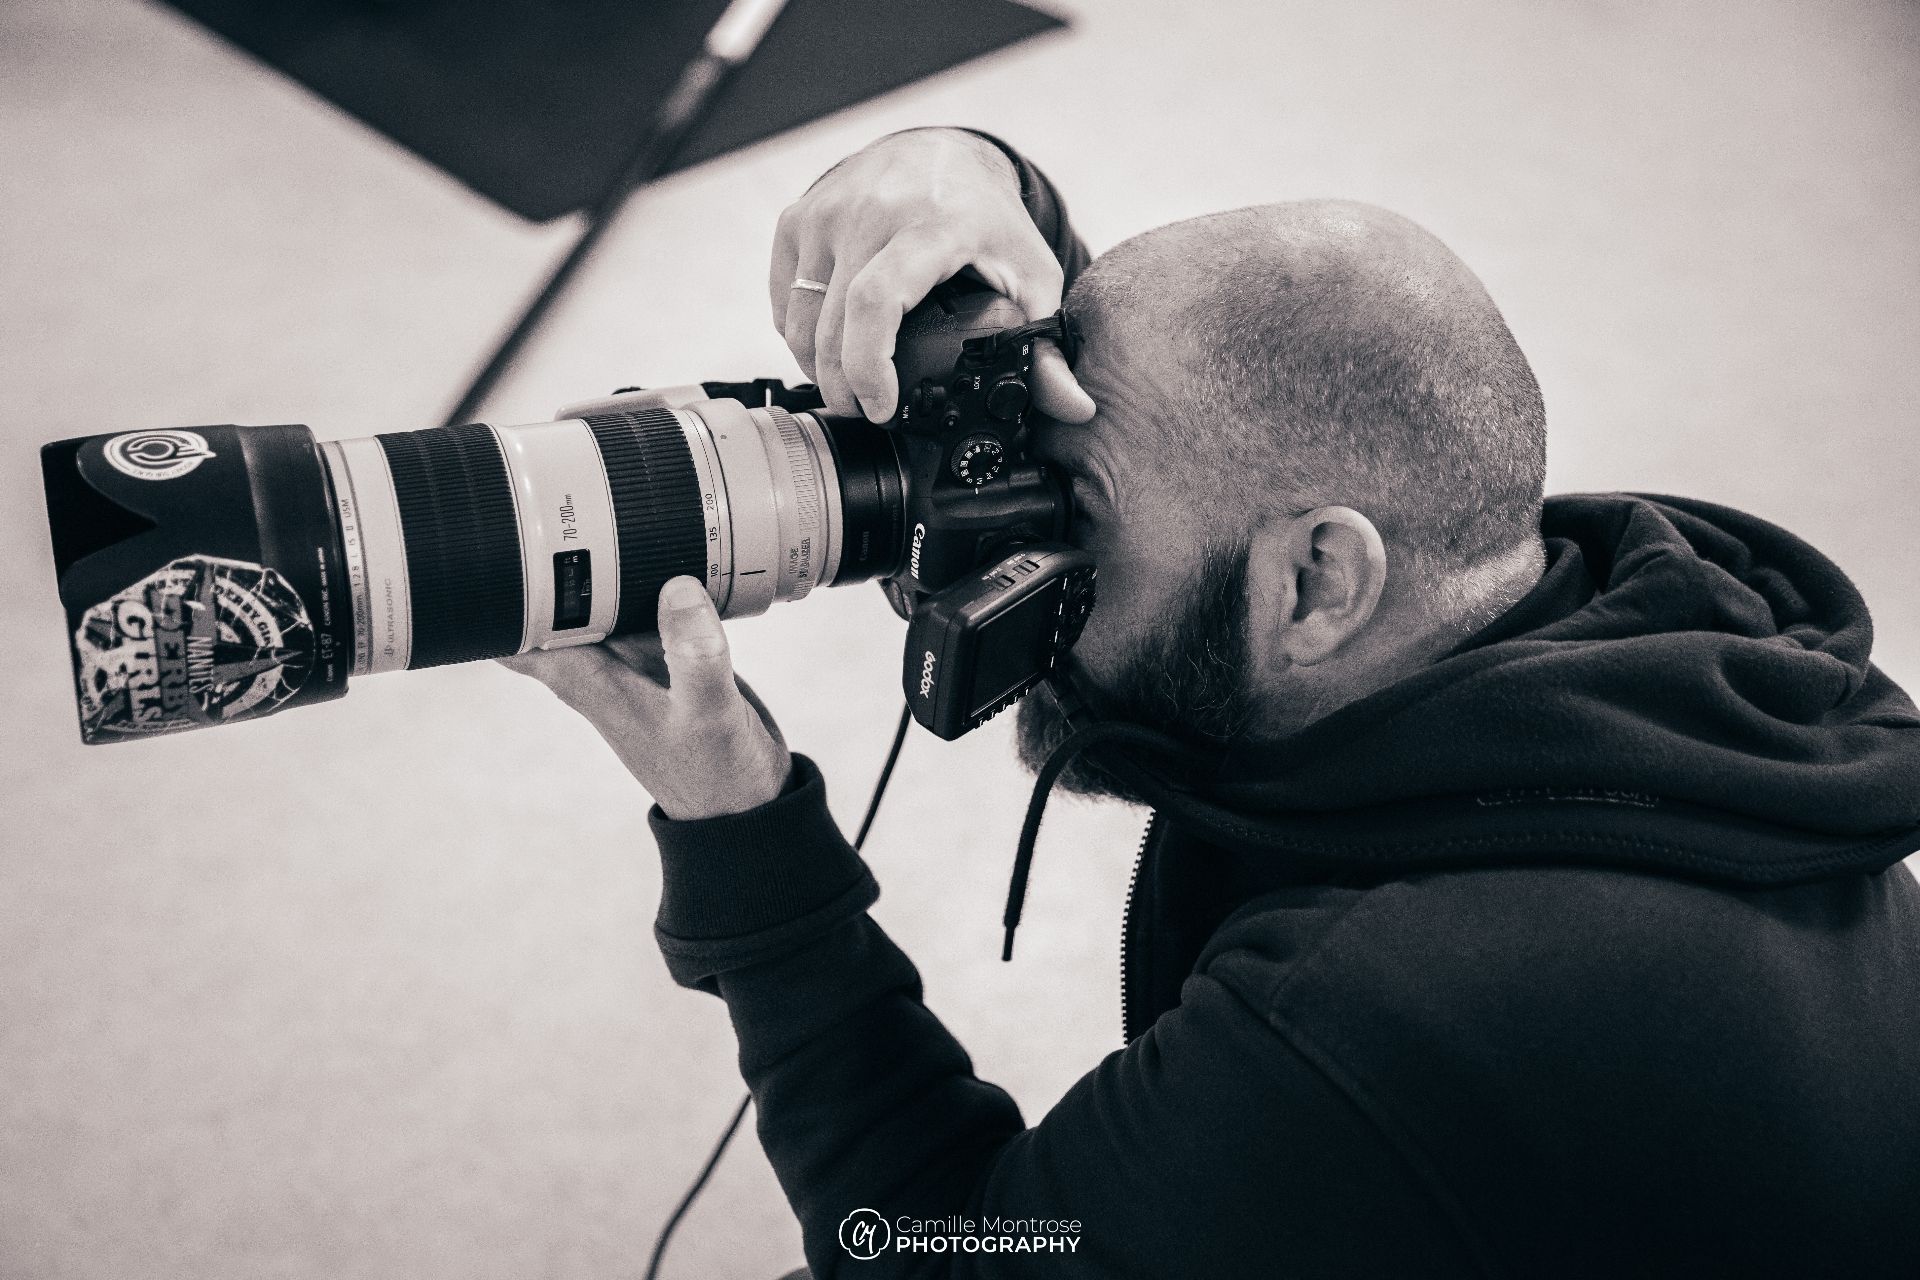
(1015, 544, 1255, 804)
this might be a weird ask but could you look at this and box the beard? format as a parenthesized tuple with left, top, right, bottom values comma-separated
(1015, 541, 1256, 803)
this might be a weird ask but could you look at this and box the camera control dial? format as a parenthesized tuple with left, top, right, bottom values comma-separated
(986, 375, 1030, 421)
(951, 435, 1006, 486)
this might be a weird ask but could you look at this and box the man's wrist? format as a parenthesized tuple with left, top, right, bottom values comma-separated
(655, 748, 794, 822)
(650, 754, 875, 950)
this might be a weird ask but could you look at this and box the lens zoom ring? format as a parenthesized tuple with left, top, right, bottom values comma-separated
(377, 424, 526, 668)
(582, 409, 708, 634)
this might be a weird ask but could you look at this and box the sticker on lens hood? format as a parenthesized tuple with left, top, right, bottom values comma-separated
(74, 555, 314, 739)
(102, 429, 216, 481)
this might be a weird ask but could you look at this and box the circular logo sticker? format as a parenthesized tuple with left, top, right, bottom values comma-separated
(103, 429, 216, 481)
(74, 555, 313, 739)
(839, 1209, 891, 1261)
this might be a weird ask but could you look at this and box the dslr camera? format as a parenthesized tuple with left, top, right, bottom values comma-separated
(40, 283, 1097, 744)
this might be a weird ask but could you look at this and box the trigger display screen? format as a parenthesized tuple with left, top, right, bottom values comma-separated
(969, 582, 1058, 716)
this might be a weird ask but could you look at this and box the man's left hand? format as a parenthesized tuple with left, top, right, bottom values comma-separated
(499, 576, 792, 821)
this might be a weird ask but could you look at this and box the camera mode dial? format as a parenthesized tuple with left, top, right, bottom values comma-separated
(951, 435, 1006, 486)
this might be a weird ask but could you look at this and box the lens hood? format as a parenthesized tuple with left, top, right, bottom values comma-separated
(41, 423, 352, 742)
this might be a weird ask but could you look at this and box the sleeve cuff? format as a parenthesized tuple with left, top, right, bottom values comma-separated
(649, 754, 878, 968)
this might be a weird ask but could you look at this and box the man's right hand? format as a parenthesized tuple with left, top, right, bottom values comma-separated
(769, 128, 1097, 425)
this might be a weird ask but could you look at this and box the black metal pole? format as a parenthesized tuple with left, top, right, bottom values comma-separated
(439, 0, 790, 429)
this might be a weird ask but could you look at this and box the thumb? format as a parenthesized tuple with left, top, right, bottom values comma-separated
(1030, 343, 1096, 423)
(656, 576, 736, 712)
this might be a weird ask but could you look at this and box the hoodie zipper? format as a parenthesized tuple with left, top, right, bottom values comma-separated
(1119, 811, 1160, 1045)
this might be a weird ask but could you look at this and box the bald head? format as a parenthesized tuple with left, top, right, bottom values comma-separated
(1066, 201, 1546, 624)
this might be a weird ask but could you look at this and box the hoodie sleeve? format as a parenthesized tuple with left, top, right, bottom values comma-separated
(650, 756, 1479, 1277)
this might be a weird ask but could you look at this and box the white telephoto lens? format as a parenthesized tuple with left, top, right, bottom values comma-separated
(322, 392, 858, 677)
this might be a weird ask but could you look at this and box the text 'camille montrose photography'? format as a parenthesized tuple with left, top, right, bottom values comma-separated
(839, 1210, 1084, 1260)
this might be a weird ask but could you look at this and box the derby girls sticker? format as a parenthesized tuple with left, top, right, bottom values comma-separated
(74, 555, 313, 739)
(102, 429, 216, 481)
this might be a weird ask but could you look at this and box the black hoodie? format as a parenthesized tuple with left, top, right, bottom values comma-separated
(646, 143, 1920, 1277)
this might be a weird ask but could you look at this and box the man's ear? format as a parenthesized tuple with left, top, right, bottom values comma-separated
(1249, 506, 1388, 666)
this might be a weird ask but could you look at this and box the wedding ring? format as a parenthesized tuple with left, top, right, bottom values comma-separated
(790, 278, 829, 293)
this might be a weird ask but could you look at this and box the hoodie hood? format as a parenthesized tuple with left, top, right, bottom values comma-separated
(1120, 494, 1920, 887)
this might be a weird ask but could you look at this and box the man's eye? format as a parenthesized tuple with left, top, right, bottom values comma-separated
(1049, 462, 1096, 529)
(1068, 484, 1095, 527)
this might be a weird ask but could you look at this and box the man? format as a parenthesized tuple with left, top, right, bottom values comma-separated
(504, 130, 1920, 1276)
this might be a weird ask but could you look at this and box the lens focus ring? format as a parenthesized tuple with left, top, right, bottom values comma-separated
(582, 408, 709, 635)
